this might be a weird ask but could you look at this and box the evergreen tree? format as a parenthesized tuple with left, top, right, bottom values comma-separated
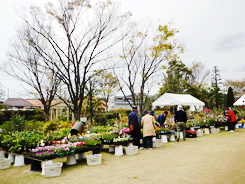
(211, 66, 223, 109)
(226, 87, 235, 107)
(158, 59, 193, 95)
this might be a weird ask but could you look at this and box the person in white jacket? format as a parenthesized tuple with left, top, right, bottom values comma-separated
(141, 110, 156, 150)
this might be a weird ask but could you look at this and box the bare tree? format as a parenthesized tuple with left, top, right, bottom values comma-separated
(189, 61, 210, 88)
(20, 0, 131, 121)
(223, 79, 245, 95)
(114, 23, 184, 114)
(5, 25, 61, 121)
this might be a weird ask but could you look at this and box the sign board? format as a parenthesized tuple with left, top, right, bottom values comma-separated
(80, 117, 87, 122)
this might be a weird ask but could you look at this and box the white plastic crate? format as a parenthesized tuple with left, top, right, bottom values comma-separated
(86, 154, 102, 166)
(153, 139, 163, 147)
(0, 158, 11, 169)
(43, 162, 63, 177)
(210, 128, 219, 134)
(125, 146, 138, 156)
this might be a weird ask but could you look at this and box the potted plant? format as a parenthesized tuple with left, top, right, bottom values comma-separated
(55, 147, 66, 157)
(75, 143, 87, 153)
(34, 150, 55, 160)
(113, 137, 132, 145)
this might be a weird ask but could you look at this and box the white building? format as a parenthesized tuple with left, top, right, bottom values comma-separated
(108, 95, 134, 110)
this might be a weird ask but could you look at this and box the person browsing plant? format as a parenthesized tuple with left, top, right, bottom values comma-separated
(128, 105, 141, 149)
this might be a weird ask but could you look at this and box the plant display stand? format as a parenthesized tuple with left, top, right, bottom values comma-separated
(180, 132, 184, 139)
(196, 129, 203, 137)
(109, 145, 115, 153)
(41, 160, 53, 175)
(127, 142, 134, 147)
(204, 128, 210, 134)
(169, 134, 175, 142)
(161, 135, 168, 143)
(30, 159, 42, 172)
(76, 152, 86, 160)
(86, 154, 102, 166)
(13, 154, 25, 167)
(225, 126, 228, 130)
(0, 150, 5, 158)
(8, 153, 15, 163)
(114, 145, 123, 156)
(66, 154, 77, 165)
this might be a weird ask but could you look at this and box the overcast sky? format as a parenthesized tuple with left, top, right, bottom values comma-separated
(1, 0, 245, 99)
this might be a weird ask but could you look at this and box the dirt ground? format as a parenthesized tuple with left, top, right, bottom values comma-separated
(1, 128, 245, 184)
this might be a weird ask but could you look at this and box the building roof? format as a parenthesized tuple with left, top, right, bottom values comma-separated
(25, 99, 44, 107)
(4, 98, 36, 109)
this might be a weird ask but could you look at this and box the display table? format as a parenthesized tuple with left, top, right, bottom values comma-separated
(102, 141, 133, 156)
(5, 152, 27, 167)
(28, 150, 91, 172)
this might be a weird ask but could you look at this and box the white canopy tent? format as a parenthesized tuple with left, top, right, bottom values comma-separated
(152, 93, 205, 111)
(233, 95, 245, 106)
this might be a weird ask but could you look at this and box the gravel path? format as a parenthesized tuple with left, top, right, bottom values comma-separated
(1, 128, 245, 184)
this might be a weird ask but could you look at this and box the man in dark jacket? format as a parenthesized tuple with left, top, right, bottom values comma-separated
(174, 105, 187, 142)
(158, 110, 168, 127)
(128, 105, 141, 148)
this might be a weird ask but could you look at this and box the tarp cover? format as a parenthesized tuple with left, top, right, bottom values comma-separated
(152, 93, 205, 109)
(233, 95, 245, 106)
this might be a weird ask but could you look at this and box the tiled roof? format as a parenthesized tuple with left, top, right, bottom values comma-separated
(4, 98, 35, 108)
(25, 99, 43, 107)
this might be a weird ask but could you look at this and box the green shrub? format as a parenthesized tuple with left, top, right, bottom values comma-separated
(90, 125, 112, 133)
(24, 120, 45, 131)
(11, 115, 26, 131)
(57, 113, 69, 121)
(93, 113, 107, 126)
(57, 121, 72, 128)
(43, 121, 58, 132)
(0, 121, 14, 132)
(107, 119, 116, 126)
